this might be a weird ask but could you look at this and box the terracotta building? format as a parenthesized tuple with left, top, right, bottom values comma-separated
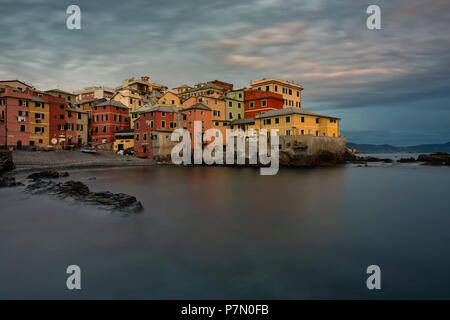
(90, 100, 130, 144)
(244, 90, 284, 119)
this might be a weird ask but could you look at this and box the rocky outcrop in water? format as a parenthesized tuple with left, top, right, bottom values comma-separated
(27, 170, 69, 180)
(0, 177, 23, 188)
(26, 180, 143, 213)
(0, 150, 15, 176)
(418, 152, 450, 166)
(279, 150, 347, 167)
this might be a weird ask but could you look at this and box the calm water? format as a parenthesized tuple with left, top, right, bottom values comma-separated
(1, 161, 450, 299)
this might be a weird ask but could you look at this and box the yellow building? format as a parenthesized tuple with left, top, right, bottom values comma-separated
(250, 78, 303, 108)
(45, 89, 77, 104)
(114, 129, 134, 152)
(29, 96, 50, 147)
(113, 89, 145, 114)
(248, 108, 339, 137)
(172, 85, 192, 95)
(158, 91, 182, 106)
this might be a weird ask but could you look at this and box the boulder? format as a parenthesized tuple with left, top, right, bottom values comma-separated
(25, 180, 143, 213)
(418, 152, 450, 166)
(0, 150, 15, 176)
(0, 177, 23, 188)
(27, 171, 69, 180)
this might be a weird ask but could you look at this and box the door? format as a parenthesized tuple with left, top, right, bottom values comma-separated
(17, 141, 22, 149)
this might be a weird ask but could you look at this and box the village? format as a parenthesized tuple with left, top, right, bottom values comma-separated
(0, 76, 342, 162)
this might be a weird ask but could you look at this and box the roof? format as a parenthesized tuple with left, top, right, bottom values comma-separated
(45, 89, 75, 96)
(173, 84, 191, 89)
(138, 104, 180, 114)
(0, 79, 34, 89)
(230, 118, 255, 125)
(114, 129, 134, 138)
(151, 129, 174, 133)
(250, 78, 303, 90)
(96, 100, 129, 108)
(74, 98, 106, 105)
(30, 96, 45, 103)
(182, 103, 211, 111)
(254, 107, 340, 120)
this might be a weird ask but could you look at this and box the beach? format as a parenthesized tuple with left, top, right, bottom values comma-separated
(9, 150, 156, 174)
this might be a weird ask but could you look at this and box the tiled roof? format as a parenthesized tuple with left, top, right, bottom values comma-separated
(182, 103, 211, 111)
(230, 118, 255, 125)
(95, 100, 129, 108)
(254, 107, 340, 120)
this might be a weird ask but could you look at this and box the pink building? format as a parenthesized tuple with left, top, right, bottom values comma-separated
(0, 86, 31, 149)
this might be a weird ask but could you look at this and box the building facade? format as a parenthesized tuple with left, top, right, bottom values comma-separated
(250, 78, 303, 108)
(90, 100, 130, 144)
(244, 90, 284, 119)
(29, 96, 50, 147)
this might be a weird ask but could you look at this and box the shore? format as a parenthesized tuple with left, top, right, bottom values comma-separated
(8, 150, 156, 175)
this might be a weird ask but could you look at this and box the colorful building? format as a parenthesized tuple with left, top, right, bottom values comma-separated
(91, 100, 130, 144)
(179, 81, 232, 100)
(133, 105, 181, 158)
(0, 80, 34, 92)
(244, 90, 284, 119)
(118, 76, 167, 94)
(0, 86, 31, 149)
(29, 96, 50, 147)
(45, 89, 77, 104)
(181, 103, 213, 148)
(114, 129, 134, 152)
(251, 108, 340, 137)
(158, 91, 182, 106)
(172, 85, 192, 95)
(225, 89, 245, 121)
(74, 86, 116, 102)
(73, 107, 88, 145)
(250, 78, 303, 108)
(182, 96, 229, 140)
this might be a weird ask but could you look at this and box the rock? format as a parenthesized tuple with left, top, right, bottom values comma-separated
(418, 152, 450, 166)
(27, 170, 69, 180)
(397, 157, 417, 163)
(0, 177, 23, 188)
(25, 180, 143, 213)
(0, 150, 15, 176)
(279, 150, 347, 167)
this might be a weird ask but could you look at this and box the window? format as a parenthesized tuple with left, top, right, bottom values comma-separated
(275, 117, 279, 124)
(301, 129, 304, 135)
(102, 126, 106, 133)
(238, 114, 241, 119)
(289, 89, 292, 95)
(238, 103, 241, 108)
(285, 116, 290, 123)
(60, 114, 64, 120)
(136, 134, 139, 141)
(78, 113, 81, 120)
(250, 102, 254, 108)
(266, 119, 271, 125)
(171, 100, 175, 105)
(67, 111, 72, 117)
(60, 104, 64, 109)
(20, 125, 26, 132)
(266, 85, 269, 92)
(286, 129, 291, 135)
(161, 120, 166, 128)
(301, 116, 304, 123)
(262, 100, 267, 107)
(316, 130, 319, 136)
(19, 99, 28, 106)
(229, 112, 232, 119)
(274, 85, 278, 92)
(136, 122, 140, 130)
(143, 133, 147, 141)
(150, 120, 154, 128)
(315, 118, 319, 124)
(161, 112, 166, 117)
(229, 101, 232, 107)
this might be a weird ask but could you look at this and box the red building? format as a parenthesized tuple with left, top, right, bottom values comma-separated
(0, 86, 31, 149)
(65, 107, 78, 145)
(244, 90, 283, 118)
(181, 103, 213, 149)
(210, 80, 233, 91)
(32, 91, 68, 147)
(134, 105, 180, 158)
(90, 100, 130, 144)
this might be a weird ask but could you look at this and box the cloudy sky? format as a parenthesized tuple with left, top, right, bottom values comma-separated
(1, 0, 449, 145)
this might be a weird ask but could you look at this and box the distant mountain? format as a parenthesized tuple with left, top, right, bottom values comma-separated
(347, 142, 450, 153)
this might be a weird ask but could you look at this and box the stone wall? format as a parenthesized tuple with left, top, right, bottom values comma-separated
(96, 142, 114, 151)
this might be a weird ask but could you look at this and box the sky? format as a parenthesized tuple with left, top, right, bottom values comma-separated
(1, 0, 449, 145)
